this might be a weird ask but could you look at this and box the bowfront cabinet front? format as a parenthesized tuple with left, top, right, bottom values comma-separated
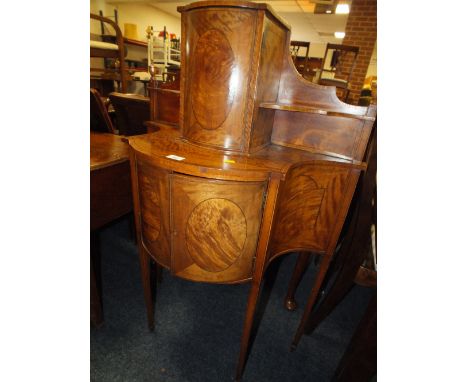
(134, 152, 267, 284)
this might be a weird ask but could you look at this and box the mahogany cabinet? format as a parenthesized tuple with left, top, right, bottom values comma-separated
(128, 1, 376, 380)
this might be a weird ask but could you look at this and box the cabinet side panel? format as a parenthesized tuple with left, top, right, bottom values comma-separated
(136, 156, 171, 268)
(250, 16, 287, 151)
(269, 163, 356, 257)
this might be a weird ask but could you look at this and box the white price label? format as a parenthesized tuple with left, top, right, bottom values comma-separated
(165, 154, 186, 161)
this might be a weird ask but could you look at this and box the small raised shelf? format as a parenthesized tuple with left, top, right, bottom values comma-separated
(259, 102, 374, 121)
(124, 37, 147, 48)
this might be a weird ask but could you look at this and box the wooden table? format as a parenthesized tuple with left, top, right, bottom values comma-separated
(90, 132, 132, 326)
(91, 132, 132, 230)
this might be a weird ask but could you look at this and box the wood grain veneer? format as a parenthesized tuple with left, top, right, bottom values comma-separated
(127, 2, 377, 380)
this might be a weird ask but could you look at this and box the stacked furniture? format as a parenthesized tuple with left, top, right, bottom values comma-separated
(90, 13, 128, 93)
(290, 40, 310, 75)
(146, 26, 181, 82)
(128, 1, 376, 380)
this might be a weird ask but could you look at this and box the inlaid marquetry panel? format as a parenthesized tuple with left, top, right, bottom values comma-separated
(269, 163, 356, 258)
(186, 198, 247, 272)
(136, 158, 171, 268)
(182, 8, 258, 151)
(191, 29, 235, 130)
(170, 174, 266, 283)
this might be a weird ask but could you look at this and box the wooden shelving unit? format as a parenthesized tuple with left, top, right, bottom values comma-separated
(123, 37, 147, 48)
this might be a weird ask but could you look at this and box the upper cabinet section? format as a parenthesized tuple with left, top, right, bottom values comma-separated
(178, 1, 290, 153)
(177, 1, 375, 157)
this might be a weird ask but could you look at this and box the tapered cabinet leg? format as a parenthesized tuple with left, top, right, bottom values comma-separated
(138, 243, 155, 331)
(235, 279, 262, 381)
(291, 255, 332, 350)
(235, 174, 282, 380)
(284, 251, 312, 311)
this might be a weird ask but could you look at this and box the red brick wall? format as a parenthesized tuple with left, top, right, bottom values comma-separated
(338, 0, 377, 105)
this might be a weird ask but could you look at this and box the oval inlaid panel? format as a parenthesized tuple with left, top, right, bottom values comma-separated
(191, 29, 236, 130)
(186, 198, 247, 272)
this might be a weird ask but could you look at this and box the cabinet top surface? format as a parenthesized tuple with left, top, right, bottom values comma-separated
(177, 1, 290, 30)
(129, 128, 361, 181)
(90, 132, 129, 171)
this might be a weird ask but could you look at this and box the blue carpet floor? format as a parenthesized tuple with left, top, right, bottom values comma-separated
(91, 218, 372, 381)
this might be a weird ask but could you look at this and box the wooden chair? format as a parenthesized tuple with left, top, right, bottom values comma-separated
(90, 88, 115, 133)
(90, 89, 130, 327)
(290, 41, 310, 76)
(290, 41, 310, 62)
(317, 43, 359, 101)
(108, 93, 150, 136)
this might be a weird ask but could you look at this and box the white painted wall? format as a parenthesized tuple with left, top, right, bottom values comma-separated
(91, 0, 180, 39)
(90, 1, 375, 83)
(90, 0, 116, 35)
(111, 2, 181, 41)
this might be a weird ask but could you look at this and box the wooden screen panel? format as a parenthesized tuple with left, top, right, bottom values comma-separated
(269, 163, 358, 257)
(170, 174, 266, 283)
(249, 16, 288, 152)
(271, 111, 365, 160)
(156, 89, 180, 125)
(182, 8, 258, 151)
(136, 158, 171, 268)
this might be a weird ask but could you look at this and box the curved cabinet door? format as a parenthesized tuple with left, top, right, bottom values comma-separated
(268, 163, 361, 259)
(170, 174, 266, 283)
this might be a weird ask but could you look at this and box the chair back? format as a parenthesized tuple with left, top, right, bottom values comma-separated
(108, 93, 150, 136)
(90, 88, 114, 133)
(318, 43, 359, 84)
(290, 41, 310, 63)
